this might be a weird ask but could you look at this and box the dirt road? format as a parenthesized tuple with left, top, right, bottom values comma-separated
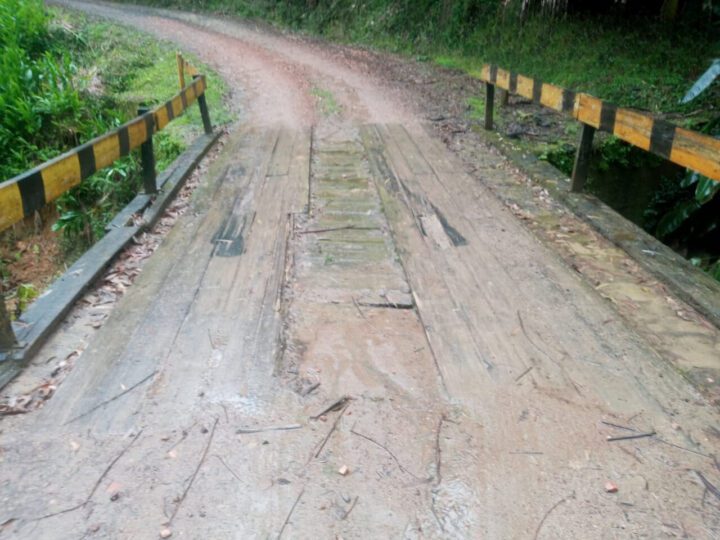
(1, 1, 720, 538)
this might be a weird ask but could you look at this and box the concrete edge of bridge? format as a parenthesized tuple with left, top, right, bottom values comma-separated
(0, 130, 222, 390)
(474, 127, 720, 331)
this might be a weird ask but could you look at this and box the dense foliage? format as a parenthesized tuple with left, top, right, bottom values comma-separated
(0, 2, 228, 251)
(0, 0, 139, 247)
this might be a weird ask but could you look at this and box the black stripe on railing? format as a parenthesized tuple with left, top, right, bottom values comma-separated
(532, 78, 542, 104)
(561, 89, 576, 113)
(489, 65, 498, 83)
(118, 126, 131, 157)
(18, 171, 46, 217)
(166, 101, 175, 122)
(509, 72, 518, 94)
(599, 102, 617, 133)
(78, 144, 97, 180)
(649, 119, 677, 160)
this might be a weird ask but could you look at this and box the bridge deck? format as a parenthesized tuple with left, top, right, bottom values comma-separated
(1, 124, 719, 538)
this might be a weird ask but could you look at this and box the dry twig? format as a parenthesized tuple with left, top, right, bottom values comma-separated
(341, 496, 359, 520)
(64, 371, 157, 425)
(601, 421, 637, 432)
(533, 492, 575, 540)
(607, 431, 655, 442)
(350, 427, 420, 479)
(310, 396, 351, 420)
(168, 418, 219, 524)
(514, 366, 533, 383)
(236, 424, 302, 434)
(212, 455, 243, 483)
(313, 403, 349, 459)
(29, 430, 143, 522)
(433, 414, 447, 486)
(278, 488, 305, 538)
(696, 471, 720, 503)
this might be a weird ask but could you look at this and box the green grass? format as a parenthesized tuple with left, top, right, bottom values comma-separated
(44, 7, 233, 251)
(311, 86, 340, 116)
(431, 17, 719, 121)
(114, 1, 718, 123)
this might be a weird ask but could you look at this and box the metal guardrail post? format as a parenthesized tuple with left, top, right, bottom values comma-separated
(0, 293, 17, 356)
(484, 82, 495, 130)
(138, 106, 158, 194)
(194, 75, 213, 135)
(571, 123, 596, 192)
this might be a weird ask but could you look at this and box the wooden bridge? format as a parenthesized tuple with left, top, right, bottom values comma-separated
(1, 7, 720, 537)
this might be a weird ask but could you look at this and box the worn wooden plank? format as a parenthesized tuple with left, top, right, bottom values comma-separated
(267, 129, 297, 177)
(361, 125, 491, 393)
(0, 131, 217, 388)
(671, 127, 720, 181)
(151, 127, 296, 410)
(614, 108, 653, 151)
(373, 125, 524, 378)
(288, 128, 311, 214)
(49, 129, 282, 431)
(34, 131, 238, 425)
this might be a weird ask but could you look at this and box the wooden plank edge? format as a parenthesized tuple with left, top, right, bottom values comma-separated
(0, 130, 221, 390)
(472, 125, 720, 330)
(142, 130, 221, 229)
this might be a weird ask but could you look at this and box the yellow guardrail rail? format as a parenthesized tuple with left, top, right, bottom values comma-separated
(479, 64, 720, 191)
(0, 54, 213, 360)
(0, 54, 211, 233)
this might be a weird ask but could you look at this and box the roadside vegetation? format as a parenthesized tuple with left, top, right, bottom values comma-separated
(117, 0, 720, 281)
(0, 0, 231, 314)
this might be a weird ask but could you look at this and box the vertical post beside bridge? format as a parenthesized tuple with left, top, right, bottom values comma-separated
(138, 106, 158, 194)
(482, 79, 596, 193)
(0, 294, 17, 360)
(194, 75, 213, 135)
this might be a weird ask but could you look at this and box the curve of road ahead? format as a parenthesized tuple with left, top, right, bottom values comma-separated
(1, 1, 719, 538)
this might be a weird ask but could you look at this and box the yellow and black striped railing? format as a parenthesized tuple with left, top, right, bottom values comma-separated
(0, 62, 210, 233)
(0, 55, 213, 357)
(479, 64, 720, 190)
(177, 51, 199, 89)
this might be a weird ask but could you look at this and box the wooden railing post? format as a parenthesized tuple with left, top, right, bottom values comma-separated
(138, 106, 158, 194)
(194, 75, 213, 135)
(176, 52, 186, 90)
(571, 123, 596, 192)
(499, 88, 510, 107)
(484, 82, 495, 130)
(0, 293, 17, 356)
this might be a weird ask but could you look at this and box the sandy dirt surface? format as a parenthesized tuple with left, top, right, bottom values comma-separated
(0, 1, 719, 539)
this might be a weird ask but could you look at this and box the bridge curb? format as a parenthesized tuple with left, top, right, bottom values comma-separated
(0, 130, 221, 390)
(470, 126, 720, 331)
